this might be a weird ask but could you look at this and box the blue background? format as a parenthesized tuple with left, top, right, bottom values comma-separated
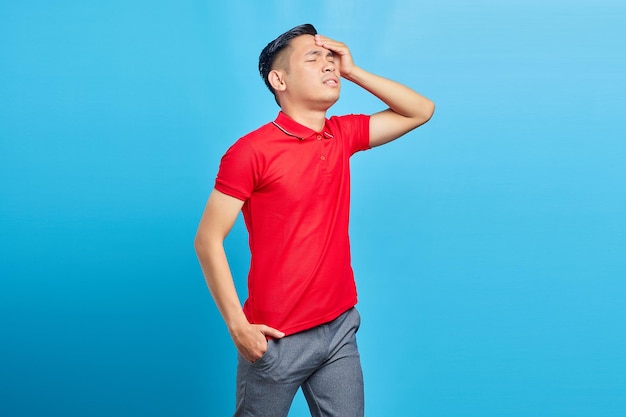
(1, 1, 625, 416)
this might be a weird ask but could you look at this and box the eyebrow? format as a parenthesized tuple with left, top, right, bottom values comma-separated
(304, 50, 334, 58)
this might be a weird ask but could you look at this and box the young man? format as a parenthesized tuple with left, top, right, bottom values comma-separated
(194, 24, 434, 417)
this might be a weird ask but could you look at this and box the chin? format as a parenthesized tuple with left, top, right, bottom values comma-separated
(323, 93, 340, 106)
(307, 93, 340, 111)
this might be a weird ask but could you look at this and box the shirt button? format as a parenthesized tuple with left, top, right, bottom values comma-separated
(320, 155, 326, 160)
(317, 135, 322, 140)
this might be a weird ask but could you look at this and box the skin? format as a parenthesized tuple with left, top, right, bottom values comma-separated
(194, 33, 435, 363)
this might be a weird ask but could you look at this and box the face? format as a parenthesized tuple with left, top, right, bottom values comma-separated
(277, 35, 340, 109)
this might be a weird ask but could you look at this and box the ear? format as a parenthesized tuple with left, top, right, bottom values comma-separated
(268, 69, 286, 92)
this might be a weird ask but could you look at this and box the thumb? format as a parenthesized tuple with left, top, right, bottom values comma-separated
(258, 325, 285, 339)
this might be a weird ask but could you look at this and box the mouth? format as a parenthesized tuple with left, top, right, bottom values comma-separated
(323, 77, 339, 87)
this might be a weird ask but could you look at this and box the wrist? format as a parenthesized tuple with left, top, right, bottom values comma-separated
(226, 311, 250, 336)
(342, 65, 364, 83)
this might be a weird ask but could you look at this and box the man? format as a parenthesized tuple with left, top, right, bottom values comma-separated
(194, 24, 434, 417)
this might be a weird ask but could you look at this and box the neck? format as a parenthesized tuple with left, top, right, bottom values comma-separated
(280, 106, 328, 133)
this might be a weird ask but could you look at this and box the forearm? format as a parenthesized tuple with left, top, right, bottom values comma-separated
(194, 239, 248, 334)
(195, 228, 285, 363)
(346, 66, 434, 122)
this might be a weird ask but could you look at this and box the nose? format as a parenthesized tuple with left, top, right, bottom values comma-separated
(323, 62, 335, 73)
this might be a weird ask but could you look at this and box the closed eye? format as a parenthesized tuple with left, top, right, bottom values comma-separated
(305, 49, 334, 62)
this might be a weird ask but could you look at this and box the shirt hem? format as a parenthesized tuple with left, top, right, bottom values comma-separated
(278, 301, 358, 337)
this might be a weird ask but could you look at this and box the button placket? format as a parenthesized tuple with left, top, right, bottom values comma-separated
(319, 135, 327, 162)
(317, 132, 333, 196)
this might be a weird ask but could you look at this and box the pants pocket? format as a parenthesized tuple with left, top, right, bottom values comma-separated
(251, 339, 274, 369)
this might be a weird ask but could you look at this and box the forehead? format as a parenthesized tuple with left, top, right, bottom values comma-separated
(273, 34, 327, 69)
(289, 34, 322, 55)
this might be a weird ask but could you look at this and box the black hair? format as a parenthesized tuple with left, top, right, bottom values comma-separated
(258, 23, 318, 104)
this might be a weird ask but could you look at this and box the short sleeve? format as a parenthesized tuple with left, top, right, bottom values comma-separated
(214, 138, 258, 202)
(329, 114, 371, 155)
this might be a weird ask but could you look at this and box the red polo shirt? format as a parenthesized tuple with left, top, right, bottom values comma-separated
(215, 111, 370, 335)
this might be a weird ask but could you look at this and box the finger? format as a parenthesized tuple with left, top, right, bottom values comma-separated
(315, 35, 343, 49)
(314, 34, 328, 44)
(322, 43, 349, 58)
(257, 324, 285, 339)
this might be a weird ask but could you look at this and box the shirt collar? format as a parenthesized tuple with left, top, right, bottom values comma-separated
(272, 111, 334, 141)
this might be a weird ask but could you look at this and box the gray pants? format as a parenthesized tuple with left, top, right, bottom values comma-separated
(234, 307, 364, 417)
